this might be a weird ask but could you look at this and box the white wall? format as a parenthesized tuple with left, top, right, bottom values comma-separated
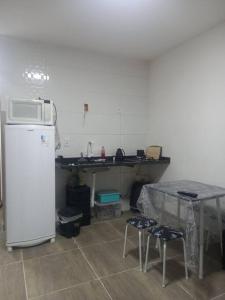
(0, 36, 152, 208)
(0, 36, 149, 157)
(148, 22, 225, 187)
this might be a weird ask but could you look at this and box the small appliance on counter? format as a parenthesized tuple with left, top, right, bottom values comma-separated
(136, 149, 145, 159)
(145, 146, 162, 160)
(115, 148, 125, 161)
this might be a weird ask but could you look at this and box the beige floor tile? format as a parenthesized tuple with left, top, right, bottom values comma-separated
(148, 255, 225, 300)
(24, 249, 96, 298)
(1, 209, 224, 300)
(146, 258, 189, 287)
(82, 239, 139, 277)
(128, 234, 161, 261)
(128, 234, 183, 262)
(102, 268, 192, 300)
(0, 262, 26, 300)
(34, 280, 110, 300)
(213, 293, 225, 300)
(22, 235, 76, 260)
(178, 261, 225, 300)
(109, 218, 138, 237)
(0, 240, 21, 266)
(76, 222, 122, 247)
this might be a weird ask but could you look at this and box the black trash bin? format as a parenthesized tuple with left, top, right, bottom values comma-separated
(57, 207, 83, 238)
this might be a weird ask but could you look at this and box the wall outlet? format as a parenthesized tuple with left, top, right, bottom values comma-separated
(84, 103, 89, 112)
(63, 137, 70, 148)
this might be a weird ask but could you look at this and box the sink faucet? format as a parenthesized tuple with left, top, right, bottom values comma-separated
(86, 141, 94, 158)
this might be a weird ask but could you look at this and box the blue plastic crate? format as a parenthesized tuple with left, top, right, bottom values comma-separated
(96, 190, 121, 204)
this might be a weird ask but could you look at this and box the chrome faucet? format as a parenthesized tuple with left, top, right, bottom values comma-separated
(86, 141, 94, 158)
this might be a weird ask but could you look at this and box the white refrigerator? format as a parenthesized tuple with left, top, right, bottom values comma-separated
(3, 125, 55, 250)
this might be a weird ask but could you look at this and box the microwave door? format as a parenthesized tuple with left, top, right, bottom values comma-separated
(9, 100, 43, 124)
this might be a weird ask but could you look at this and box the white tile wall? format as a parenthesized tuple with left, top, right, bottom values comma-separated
(147, 22, 225, 187)
(0, 36, 150, 208)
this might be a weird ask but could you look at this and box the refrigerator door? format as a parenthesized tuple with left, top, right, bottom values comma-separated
(4, 125, 55, 245)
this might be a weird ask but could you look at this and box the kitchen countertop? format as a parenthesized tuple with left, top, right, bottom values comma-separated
(55, 155, 171, 170)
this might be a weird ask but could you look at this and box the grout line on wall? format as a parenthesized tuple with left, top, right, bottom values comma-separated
(58, 110, 149, 117)
(58, 129, 148, 136)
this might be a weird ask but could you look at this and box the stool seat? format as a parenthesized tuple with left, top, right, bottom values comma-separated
(127, 216, 157, 230)
(149, 225, 183, 241)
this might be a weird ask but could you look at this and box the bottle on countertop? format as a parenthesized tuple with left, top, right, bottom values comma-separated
(101, 146, 106, 158)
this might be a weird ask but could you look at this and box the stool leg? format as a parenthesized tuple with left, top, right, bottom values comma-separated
(139, 230, 142, 271)
(158, 238, 162, 261)
(144, 235, 150, 272)
(205, 229, 210, 252)
(182, 238, 188, 280)
(123, 224, 129, 258)
(142, 229, 145, 252)
(162, 241, 167, 288)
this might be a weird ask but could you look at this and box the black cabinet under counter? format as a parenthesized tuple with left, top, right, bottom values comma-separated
(66, 185, 91, 226)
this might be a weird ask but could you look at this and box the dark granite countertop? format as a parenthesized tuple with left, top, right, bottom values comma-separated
(55, 155, 171, 169)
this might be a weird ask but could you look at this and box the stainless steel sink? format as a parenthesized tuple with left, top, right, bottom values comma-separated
(76, 158, 107, 165)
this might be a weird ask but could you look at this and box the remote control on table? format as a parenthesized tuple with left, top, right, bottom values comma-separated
(177, 191, 198, 198)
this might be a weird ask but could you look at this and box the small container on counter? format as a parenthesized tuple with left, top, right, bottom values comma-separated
(101, 146, 106, 158)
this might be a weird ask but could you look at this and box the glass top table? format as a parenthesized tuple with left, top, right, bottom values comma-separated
(138, 180, 225, 279)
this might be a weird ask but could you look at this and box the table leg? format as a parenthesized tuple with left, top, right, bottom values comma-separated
(156, 193, 166, 250)
(90, 172, 96, 207)
(160, 193, 166, 225)
(139, 230, 143, 271)
(199, 201, 204, 279)
(177, 197, 181, 227)
(216, 197, 223, 255)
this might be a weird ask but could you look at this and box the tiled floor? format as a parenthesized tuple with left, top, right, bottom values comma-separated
(0, 211, 225, 300)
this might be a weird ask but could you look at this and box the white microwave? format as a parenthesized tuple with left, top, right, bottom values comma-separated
(7, 99, 54, 125)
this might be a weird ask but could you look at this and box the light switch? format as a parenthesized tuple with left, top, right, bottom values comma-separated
(84, 103, 89, 112)
(63, 137, 70, 148)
